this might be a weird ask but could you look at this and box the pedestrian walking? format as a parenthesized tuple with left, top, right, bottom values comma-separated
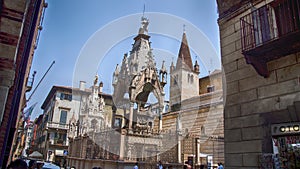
(134, 162, 138, 169)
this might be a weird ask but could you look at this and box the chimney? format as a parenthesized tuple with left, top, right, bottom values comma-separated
(79, 81, 86, 91)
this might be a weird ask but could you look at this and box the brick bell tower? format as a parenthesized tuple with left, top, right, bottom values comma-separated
(169, 30, 200, 111)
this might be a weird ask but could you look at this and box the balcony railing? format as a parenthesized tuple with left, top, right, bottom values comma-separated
(240, 0, 300, 77)
(46, 122, 69, 130)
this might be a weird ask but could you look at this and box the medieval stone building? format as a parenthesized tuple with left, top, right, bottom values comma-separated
(217, 0, 300, 168)
(67, 16, 224, 169)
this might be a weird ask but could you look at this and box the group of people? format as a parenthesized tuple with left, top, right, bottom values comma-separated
(6, 159, 42, 169)
(217, 162, 224, 169)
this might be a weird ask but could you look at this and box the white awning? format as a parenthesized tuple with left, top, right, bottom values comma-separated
(29, 151, 43, 158)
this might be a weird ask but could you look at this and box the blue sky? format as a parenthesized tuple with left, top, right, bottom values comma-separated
(28, 0, 220, 119)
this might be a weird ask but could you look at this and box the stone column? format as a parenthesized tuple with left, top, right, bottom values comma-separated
(127, 144, 132, 160)
(129, 102, 134, 130)
(177, 138, 181, 163)
(111, 106, 117, 128)
(119, 131, 125, 160)
(197, 139, 200, 165)
(159, 107, 163, 131)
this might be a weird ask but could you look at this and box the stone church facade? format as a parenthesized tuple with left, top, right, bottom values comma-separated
(67, 16, 224, 169)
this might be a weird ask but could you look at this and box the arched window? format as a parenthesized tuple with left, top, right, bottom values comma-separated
(174, 75, 178, 85)
(201, 126, 205, 135)
(191, 75, 194, 84)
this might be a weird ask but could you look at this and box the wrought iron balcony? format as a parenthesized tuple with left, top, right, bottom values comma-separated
(240, 0, 300, 77)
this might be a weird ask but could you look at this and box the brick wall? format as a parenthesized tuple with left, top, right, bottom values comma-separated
(0, 1, 27, 167)
(0, 0, 44, 167)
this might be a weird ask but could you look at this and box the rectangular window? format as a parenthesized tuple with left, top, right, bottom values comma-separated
(207, 86, 215, 93)
(60, 93, 72, 101)
(63, 134, 67, 142)
(67, 94, 72, 101)
(60, 93, 64, 100)
(114, 118, 122, 128)
(60, 110, 67, 124)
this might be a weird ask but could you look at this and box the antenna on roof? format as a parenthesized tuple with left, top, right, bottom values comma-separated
(183, 24, 186, 32)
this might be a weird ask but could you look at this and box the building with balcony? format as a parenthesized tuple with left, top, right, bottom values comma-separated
(217, 0, 300, 168)
(37, 81, 114, 167)
(39, 84, 90, 165)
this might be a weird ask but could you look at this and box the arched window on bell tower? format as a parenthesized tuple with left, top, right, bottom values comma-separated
(174, 74, 178, 85)
(201, 126, 205, 135)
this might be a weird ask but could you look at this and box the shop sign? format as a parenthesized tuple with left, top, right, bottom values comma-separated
(271, 122, 300, 136)
(55, 150, 64, 156)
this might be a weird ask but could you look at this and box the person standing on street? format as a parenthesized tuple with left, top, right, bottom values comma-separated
(158, 161, 163, 169)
